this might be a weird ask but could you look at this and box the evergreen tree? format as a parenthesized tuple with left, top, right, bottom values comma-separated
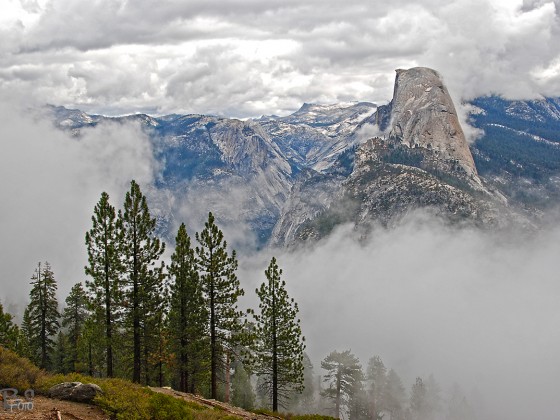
(348, 378, 369, 420)
(409, 377, 428, 420)
(251, 257, 305, 412)
(384, 369, 407, 420)
(20, 306, 33, 359)
(120, 180, 166, 384)
(148, 305, 171, 387)
(85, 191, 122, 378)
(26, 262, 60, 369)
(366, 355, 387, 419)
(321, 350, 363, 419)
(0, 302, 20, 352)
(61, 282, 89, 372)
(195, 212, 244, 400)
(169, 223, 208, 393)
(425, 374, 442, 417)
(80, 315, 105, 377)
(286, 352, 316, 413)
(231, 360, 256, 410)
(52, 331, 70, 374)
(409, 374, 441, 420)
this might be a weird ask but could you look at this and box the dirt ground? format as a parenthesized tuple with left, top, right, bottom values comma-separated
(0, 396, 108, 420)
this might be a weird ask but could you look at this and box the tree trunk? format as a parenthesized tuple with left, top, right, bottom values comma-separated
(132, 225, 141, 383)
(225, 352, 230, 403)
(210, 274, 217, 399)
(105, 250, 113, 378)
(272, 281, 278, 412)
(336, 370, 341, 419)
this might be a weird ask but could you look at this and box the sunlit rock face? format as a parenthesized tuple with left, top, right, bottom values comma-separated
(386, 67, 479, 185)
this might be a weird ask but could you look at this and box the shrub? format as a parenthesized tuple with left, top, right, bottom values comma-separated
(0, 345, 45, 390)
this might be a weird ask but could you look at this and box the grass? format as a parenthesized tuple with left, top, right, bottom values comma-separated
(0, 346, 229, 419)
(1, 346, 334, 420)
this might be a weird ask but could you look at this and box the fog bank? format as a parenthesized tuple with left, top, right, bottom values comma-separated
(239, 214, 560, 420)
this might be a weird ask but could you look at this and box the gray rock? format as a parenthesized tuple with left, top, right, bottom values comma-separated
(48, 382, 103, 403)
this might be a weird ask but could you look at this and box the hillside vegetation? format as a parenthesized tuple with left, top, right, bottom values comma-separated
(0, 346, 332, 420)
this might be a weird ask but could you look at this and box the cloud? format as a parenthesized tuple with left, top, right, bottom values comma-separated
(238, 211, 560, 420)
(0, 100, 158, 307)
(2, 0, 560, 117)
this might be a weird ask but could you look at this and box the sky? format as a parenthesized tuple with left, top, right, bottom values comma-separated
(2, 1, 560, 419)
(1, 0, 560, 117)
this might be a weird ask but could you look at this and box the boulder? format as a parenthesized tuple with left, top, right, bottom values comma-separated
(48, 382, 103, 403)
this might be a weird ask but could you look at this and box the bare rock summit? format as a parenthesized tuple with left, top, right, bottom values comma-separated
(386, 67, 479, 184)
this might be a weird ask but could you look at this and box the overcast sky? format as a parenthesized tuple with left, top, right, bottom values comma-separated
(2, 0, 560, 117)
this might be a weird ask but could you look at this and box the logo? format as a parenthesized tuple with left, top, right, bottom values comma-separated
(0, 388, 34, 412)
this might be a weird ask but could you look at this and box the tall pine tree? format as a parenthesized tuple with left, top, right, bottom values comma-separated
(196, 212, 244, 400)
(251, 257, 305, 412)
(321, 350, 363, 419)
(120, 180, 165, 384)
(61, 282, 89, 372)
(26, 262, 60, 369)
(384, 369, 407, 420)
(85, 191, 122, 378)
(367, 355, 387, 419)
(169, 223, 208, 393)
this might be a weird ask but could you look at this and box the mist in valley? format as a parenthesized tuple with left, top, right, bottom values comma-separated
(1, 104, 560, 420)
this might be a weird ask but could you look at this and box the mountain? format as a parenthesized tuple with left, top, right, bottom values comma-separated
(271, 67, 501, 246)
(468, 96, 560, 210)
(46, 68, 560, 248)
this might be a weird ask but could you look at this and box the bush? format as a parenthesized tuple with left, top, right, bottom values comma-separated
(0, 345, 45, 390)
(148, 392, 195, 420)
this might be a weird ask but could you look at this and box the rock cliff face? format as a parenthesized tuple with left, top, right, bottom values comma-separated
(270, 67, 498, 246)
(387, 67, 479, 183)
(48, 67, 555, 248)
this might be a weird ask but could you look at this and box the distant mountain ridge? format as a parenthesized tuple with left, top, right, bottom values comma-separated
(46, 68, 560, 247)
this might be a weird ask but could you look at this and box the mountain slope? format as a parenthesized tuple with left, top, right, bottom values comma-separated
(45, 69, 560, 248)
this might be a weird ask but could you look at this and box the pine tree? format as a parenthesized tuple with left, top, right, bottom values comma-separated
(0, 302, 21, 353)
(20, 306, 33, 359)
(251, 257, 305, 412)
(169, 223, 208, 393)
(286, 352, 316, 413)
(348, 377, 369, 420)
(148, 304, 171, 387)
(425, 374, 442, 417)
(80, 315, 105, 377)
(26, 262, 60, 369)
(85, 191, 122, 378)
(409, 377, 428, 420)
(321, 350, 363, 419)
(52, 331, 70, 374)
(367, 355, 387, 419)
(61, 282, 89, 372)
(196, 212, 244, 400)
(120, 180, 166, 384)
(384, 369, 406, 420)
(231, 360, 256, 410)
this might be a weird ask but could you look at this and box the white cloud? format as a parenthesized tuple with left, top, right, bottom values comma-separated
(239, 212, 560, 420)
(1, 0, 560, 117)
(0, 101, 158, 306)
